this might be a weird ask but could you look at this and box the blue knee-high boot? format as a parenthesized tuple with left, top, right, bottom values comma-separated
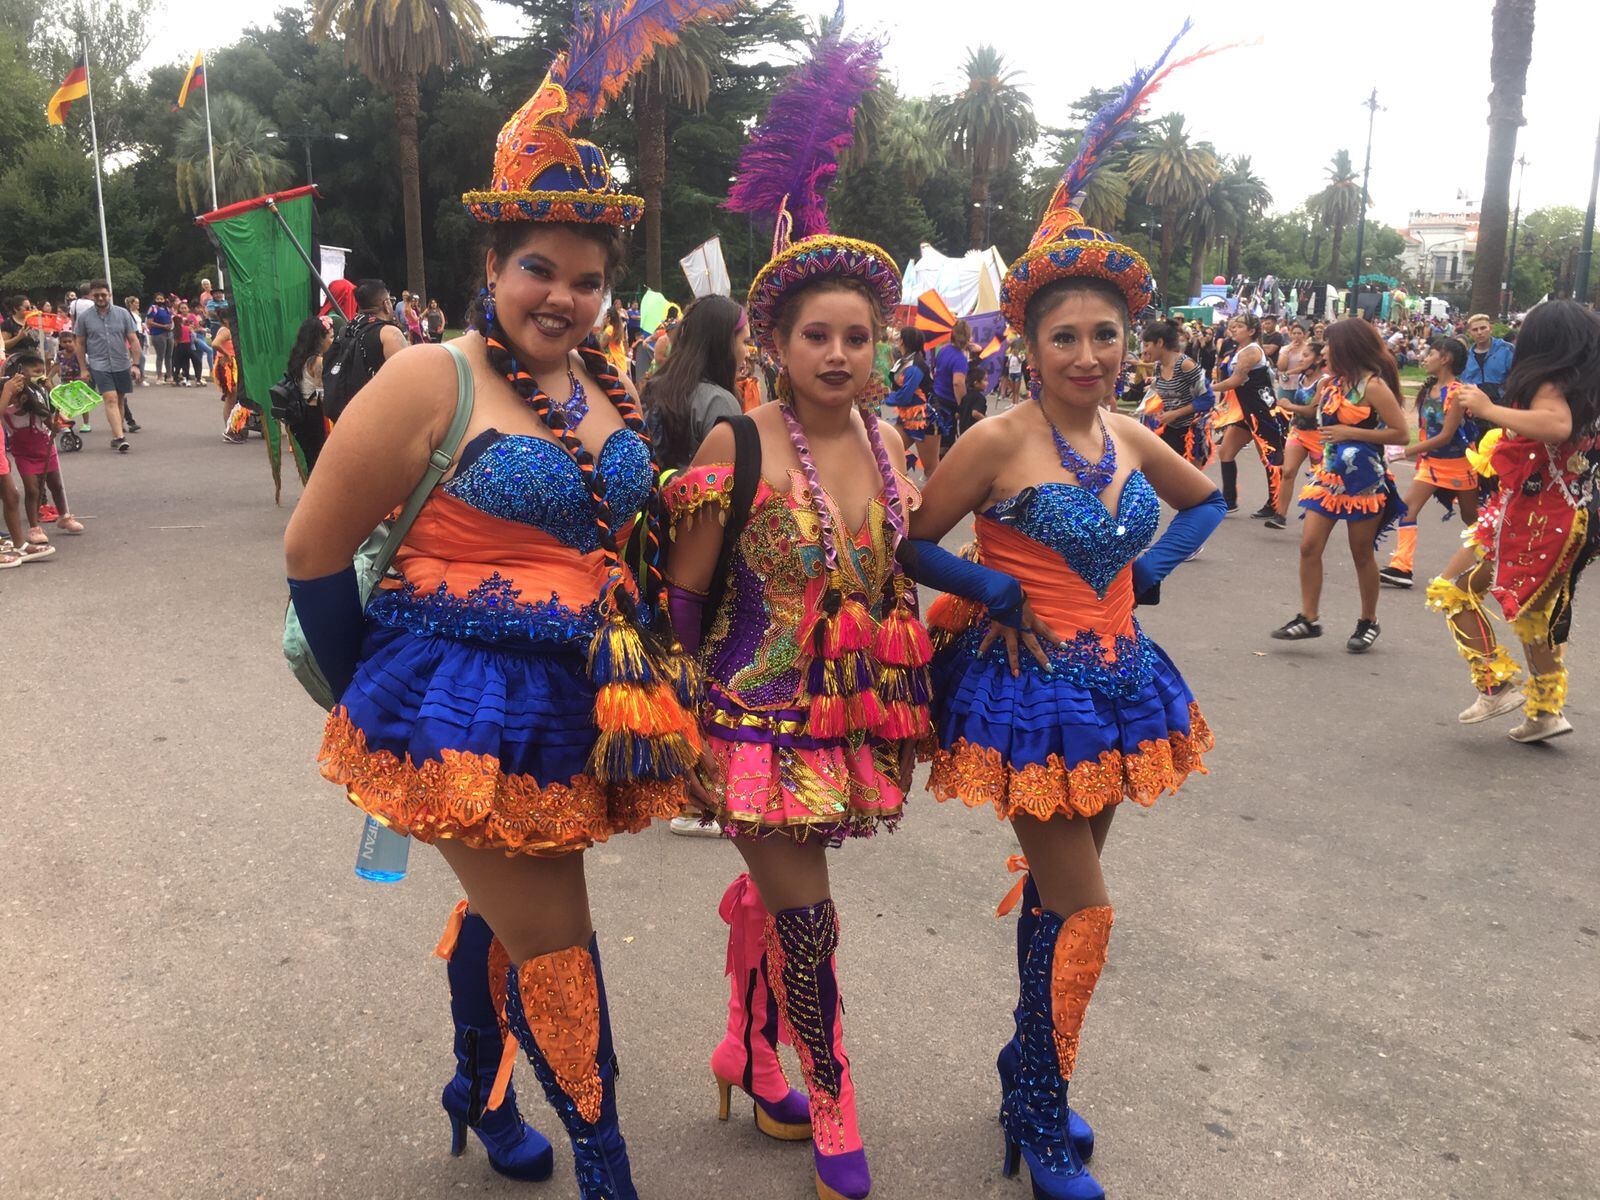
(505, 935, 637, 1200)
(1002, 905, 1112, 1200)
(439, 906, 554, 1181)
(998, 874, 1094, 1160)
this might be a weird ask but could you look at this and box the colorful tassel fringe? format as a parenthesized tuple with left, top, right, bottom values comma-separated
(585, 612, 703, 782)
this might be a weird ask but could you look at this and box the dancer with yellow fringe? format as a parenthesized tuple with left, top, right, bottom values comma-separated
(1425, 300, 1600, 743)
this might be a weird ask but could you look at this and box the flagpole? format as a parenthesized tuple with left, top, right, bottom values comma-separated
(201, 54, 218, 210)
(80, 33, 114, 295)
(198, 51, 228, 289)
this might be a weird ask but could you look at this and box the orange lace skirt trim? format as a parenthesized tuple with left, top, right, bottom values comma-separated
(319, 708, 683, 856)
(928, 703, 1213, 822)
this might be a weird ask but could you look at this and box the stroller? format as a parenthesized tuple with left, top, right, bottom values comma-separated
(49, 381, 100, 453)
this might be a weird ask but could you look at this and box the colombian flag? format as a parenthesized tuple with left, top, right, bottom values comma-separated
(176, 51, 205, 109)
(46, 56, 88, 125)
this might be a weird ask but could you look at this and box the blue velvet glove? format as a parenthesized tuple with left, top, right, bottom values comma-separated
(896, 538, 1024, 628)
(1131, 491, 1226, 605)
(288, 565, 366, 701)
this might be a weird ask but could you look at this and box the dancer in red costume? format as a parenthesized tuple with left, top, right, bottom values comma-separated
(1425, 300, 1600, 742)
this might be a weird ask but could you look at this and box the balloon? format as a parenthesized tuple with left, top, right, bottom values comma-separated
(1212, 275, 1227, 286)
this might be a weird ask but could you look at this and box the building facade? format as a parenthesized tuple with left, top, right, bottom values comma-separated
(1399, 210, 1479, 292)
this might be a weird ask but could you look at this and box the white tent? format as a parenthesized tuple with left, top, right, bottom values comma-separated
(899, 243, 1007, 317)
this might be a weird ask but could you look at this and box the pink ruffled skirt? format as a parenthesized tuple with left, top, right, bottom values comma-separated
(700, 686, 903, 845)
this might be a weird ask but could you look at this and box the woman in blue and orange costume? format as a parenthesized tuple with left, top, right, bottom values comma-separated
(1265, 332, 1326, 530)
(897, 28, 1229, 1199)
(283, 5, 734, 1195)
(1212, 310, 1288, 518)
(1378, 336, 1479, 590)
(662, 26, 925, 1200)
(1270, 318, 1408, 653)
(1425, 299, 1600, 743)
(888, 325, 937, 474)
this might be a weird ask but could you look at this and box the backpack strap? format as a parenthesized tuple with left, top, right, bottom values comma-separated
(701, 413, 761, 641)
(372, 342, 475, 579)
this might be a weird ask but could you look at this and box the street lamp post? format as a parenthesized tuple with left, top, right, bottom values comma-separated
(1502, 154, 1528, 318)
(265, 128, 351, 186)
(1348, 87, 1382, 316)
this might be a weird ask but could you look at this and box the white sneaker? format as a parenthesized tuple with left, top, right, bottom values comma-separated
(1508, 713, 1573, 743)
(1458, 689, 1524, 724)
(668, 813, 721, 838)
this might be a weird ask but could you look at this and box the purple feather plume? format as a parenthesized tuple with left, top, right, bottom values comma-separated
(725, 30, 881, 239)
(1057, 19, 1192, 204)
(556, 0, 740, 126)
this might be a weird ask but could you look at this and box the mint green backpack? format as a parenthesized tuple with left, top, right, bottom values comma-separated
(284, 342, 476, 709)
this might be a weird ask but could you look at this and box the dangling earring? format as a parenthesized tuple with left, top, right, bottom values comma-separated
(1027, 366, 1041, 402)
(479, 281, 497, 328)
(775, 366, 793, 405)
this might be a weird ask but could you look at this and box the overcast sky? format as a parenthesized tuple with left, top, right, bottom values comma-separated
(140, 0, 1598, 229)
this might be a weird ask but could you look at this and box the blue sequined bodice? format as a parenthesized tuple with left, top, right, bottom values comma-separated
(985, 474, 1160, 598)
(443, 428, 652, 553)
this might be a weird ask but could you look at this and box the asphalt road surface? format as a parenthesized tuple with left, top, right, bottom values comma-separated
(3, 383, 1595, 1200)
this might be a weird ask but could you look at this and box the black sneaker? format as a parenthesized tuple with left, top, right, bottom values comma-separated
(1224, 502, 1240, 515)
(111, 437, 130, 453)
(1250, 503, 1277, 520)
(1378, 566, 1413, 588)
(1346, 619, 1381, 653)
(1264, 513, 1286, 530)
(1271, 614, 1323, 640)
(125, 419, 142, 433)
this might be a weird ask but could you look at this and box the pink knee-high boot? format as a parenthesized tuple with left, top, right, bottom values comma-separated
(711, 874, 811, 1140)
(766, 898, 870, 1200)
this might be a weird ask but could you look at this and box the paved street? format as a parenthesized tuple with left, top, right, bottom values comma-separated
(3, 382, 1595, 1200)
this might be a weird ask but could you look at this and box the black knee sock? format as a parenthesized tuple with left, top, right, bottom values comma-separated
(1220, 460, 1238, 507)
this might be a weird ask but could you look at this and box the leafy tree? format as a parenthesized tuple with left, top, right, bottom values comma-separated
(2, 248, 141, 293)
(934, 45, 1038, 249)
(175, 94, 292, 212)
(310, 0, 489, 297)
(1127, 113, 1219, 297)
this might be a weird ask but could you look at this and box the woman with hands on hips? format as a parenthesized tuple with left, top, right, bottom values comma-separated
(893, 38, 1226, 1195)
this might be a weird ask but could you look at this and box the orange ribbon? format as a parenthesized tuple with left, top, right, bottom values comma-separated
(433, 898, 470, 960)
(996, 854, 1031, 917)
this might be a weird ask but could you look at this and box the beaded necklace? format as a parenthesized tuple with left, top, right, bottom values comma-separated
(777, 402, 906, 574)
(548, 368, 588, 427)
(1043, 409, 1117, 496)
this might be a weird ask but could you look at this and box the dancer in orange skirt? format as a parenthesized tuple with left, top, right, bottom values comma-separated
(1380, 336, 1479, 589)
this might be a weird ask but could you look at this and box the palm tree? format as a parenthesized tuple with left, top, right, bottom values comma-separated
(630, 23, 729, 290)
(934, 46, 1038, 249)
(1218, 155, 1271, 279)
(1317, 150, 1362, 284)
(175, 94, 292, 213)
(311, 0, 488, 297)
(1185, 160, 1228, 301)
(878, 95, 946, 189)
(1077, 167, 1130, 233)
(1470, 0, 1537, 315)
(1127, 113, 1220, 295)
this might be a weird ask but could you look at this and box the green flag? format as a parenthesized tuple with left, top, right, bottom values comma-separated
(198, 187, 318, 501)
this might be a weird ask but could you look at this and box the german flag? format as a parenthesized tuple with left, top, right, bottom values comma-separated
(46, 56, 88, 126)
(176, 51, 205, 110)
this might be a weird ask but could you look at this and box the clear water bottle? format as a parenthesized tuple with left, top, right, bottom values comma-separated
(354, 814, 411, 882)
